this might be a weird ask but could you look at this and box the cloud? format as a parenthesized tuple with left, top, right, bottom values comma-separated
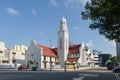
(50, 0, 58, 7)
(86, 40, 93, 48)
(32, 9, 37, 16)
(64, 0, 90, 8)
(7, 8, 19, 15)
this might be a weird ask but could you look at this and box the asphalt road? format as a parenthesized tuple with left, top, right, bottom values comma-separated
(0, 67, 116, 80)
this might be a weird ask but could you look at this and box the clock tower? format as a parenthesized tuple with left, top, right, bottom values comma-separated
(58, 17, 69, 66)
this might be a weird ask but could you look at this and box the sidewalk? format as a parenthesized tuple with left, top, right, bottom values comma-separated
(0, 67, 92, 72)
(0, 68, 15, 71)
(38, 66, 92, 72)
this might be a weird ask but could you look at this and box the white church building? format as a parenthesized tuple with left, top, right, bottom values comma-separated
(25, 17, 94, 69)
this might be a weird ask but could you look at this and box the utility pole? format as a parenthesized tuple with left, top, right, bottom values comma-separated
(49, 39, 52, 48)
(49, 39, 53, 71)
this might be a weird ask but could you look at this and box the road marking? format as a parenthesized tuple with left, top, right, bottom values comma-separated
(79, 73, 98, 77)
(71, 73, 98, 80)
(71, 77, 84, 80)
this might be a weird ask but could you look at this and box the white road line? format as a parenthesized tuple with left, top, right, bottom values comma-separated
(71, 73, 98, 80)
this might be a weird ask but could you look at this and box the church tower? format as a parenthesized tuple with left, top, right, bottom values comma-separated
(58, 17, 69, 66)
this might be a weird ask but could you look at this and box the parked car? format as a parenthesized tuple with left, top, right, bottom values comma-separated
(18, 65, 28, 71)
(18, 65, 22, 71)
(112, 67, 120, 73)
(107, 62, 114, 70)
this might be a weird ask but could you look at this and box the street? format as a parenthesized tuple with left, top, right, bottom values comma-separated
(0, 67, 116, 80)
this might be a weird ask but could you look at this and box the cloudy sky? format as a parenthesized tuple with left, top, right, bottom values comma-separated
(0, 0, 116, 56)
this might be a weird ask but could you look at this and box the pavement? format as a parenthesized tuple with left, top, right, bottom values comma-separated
(0, 66, 92, 72)
(0, 68, 15, 71)
(115, 73, 120, 80)
(38, 66, 92, 72)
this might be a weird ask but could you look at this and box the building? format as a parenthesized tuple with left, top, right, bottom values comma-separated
(85, 46, 94, 66)
(92, 50, 112, 67)
(25, 17, 94, 69)
(99, 53, 112, 66)
(116, 42, 120, 56)
(0, 42, 7, 64)
(13, 45, 28, 64)
(25, 40, 93, 69)
(14, 45, 27, 55)
(0, 41, 27, 67)
(92, 50, 101, 67)
(25, 40, 57, 69)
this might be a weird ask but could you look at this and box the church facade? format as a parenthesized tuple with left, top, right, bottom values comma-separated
(25, 17, 94, 69)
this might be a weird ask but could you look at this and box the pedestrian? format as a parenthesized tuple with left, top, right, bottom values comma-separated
(77, 64, 79, 69)
(64, 65, 66, 71)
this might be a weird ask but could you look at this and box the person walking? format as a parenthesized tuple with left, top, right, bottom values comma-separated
(64, 65, 66, 71)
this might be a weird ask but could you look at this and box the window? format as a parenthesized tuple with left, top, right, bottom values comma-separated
(50, 57, 52, 61)
(55, 58, 56, 61)
(44, 56, 46, 61)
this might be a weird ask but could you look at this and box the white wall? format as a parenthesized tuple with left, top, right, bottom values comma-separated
(78, 43, 88, 65)
(25, 41, 42, 69)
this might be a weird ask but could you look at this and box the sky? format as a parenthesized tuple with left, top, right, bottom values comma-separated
(0, 0, 116, 56)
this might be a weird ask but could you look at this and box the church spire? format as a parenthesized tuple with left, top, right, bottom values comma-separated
(59, 17, 68, 31)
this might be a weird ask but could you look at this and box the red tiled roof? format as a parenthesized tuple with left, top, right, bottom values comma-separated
(66, 45, 80, 63)
(37, 44, 57, 57)
(36, 44, 81, 58)
(68, 44, 81, 54)
(66, 58, 79, 63)
(51, 48, 58, 56)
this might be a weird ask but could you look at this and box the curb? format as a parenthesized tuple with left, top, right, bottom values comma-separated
(115, 73, 120, 80)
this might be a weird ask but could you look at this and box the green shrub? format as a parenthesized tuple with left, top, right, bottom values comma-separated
(32, 67, 37, 71)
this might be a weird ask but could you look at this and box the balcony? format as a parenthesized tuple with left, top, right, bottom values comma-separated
(49, 61, 53, 63)
(42, 60, 48, 63)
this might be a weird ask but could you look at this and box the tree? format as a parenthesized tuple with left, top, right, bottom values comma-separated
(111, 56, 120, 63)
(81, 0, 120, 42)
